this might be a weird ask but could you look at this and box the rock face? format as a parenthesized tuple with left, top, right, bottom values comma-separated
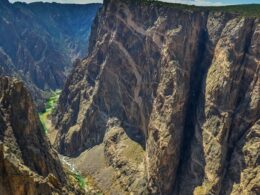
(0, 0, 100, 109)
(0, 77, 82, 194)
(54, 0, 260, 194)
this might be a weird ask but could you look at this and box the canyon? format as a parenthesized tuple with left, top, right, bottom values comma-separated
(0, 0, 259, 194)
(0, 0, 100, 110)
(53, 0, 260, 194)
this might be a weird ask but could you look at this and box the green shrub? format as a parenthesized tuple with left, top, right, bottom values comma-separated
(124, 0, 260, 17)
(75, 173, 86, 189)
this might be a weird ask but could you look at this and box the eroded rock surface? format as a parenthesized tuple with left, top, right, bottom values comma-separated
(0, 77, 83, 194)
(54, 0, 260, 194)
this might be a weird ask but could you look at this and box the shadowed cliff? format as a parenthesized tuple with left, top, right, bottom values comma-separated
(0, 76, 85, 194)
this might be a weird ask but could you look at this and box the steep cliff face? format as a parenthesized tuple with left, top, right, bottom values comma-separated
(0, 1, 100, 109)
(54, 0, 260, 194)
(0, 76, 83, 194)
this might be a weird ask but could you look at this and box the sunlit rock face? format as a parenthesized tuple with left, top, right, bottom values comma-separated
(54, 0, 260, 194)
(0, 1, 101, 109)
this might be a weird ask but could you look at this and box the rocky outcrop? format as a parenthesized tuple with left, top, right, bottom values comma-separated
(0, 76, 83, 194)
(54, 0, 260, 194)
(67, 118, 146, 194)
(103, 118, 146, 193)
(0, 0, 100, 109)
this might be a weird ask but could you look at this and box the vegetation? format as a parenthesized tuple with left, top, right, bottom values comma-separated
(125, 0, 260, 17)
(40, 119, 48, 134)
(207, 4, 260, 17)
(39, 90, 61, 133)
(75, 173, 86, 189)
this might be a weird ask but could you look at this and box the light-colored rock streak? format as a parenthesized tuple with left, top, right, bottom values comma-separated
(124, 8, 146, 35)
(107, 6, 164, 48)
(107, 11, 145, 36)
(113, 40, 146, 133)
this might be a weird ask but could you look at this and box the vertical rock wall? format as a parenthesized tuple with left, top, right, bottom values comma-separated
(54, 0, 260, 194)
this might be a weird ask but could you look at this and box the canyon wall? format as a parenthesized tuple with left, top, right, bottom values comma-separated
(0, 0, 100, 109)
(0, 76, 84, 194)
(54, 0, 260, 194)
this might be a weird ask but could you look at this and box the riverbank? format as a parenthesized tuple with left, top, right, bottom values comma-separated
(39, 89, 61, 133)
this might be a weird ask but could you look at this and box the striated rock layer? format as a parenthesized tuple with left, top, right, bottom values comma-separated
(54, 0, 260, 194)
(0, 77, 83, 194)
